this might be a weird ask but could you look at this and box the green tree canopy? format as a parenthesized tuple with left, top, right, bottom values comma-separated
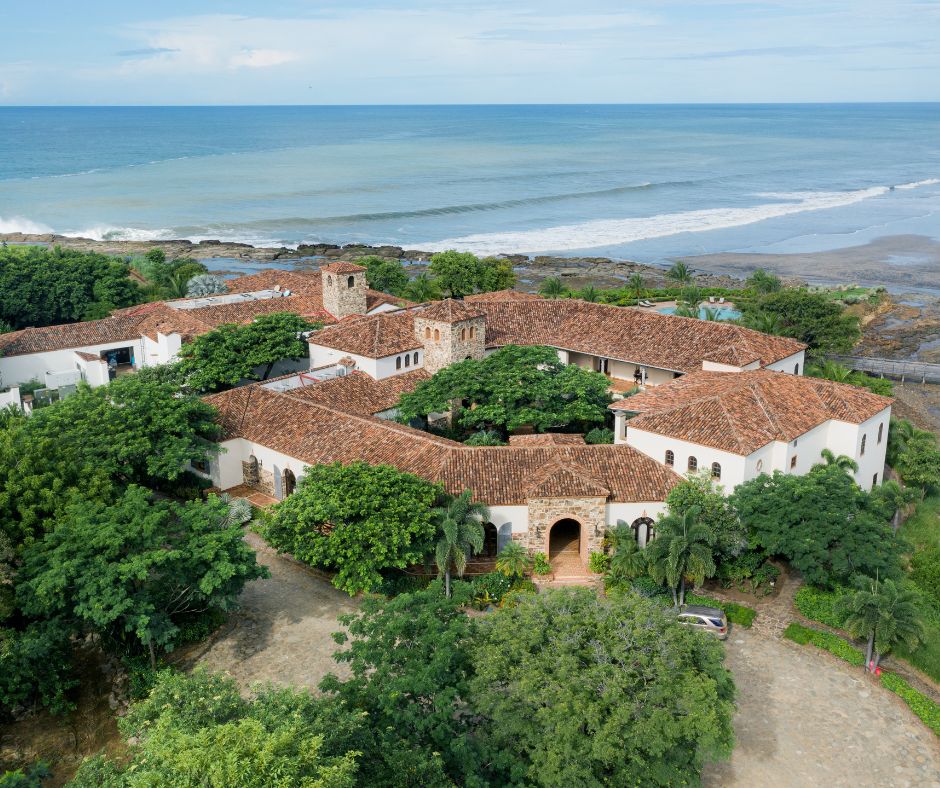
(0, 373, 219, 545)
(358, 255, 409, 296)
(470, 588, 736, 787)
(741, 289, 860, 356)
(894, 431, 940, 492)
(427, 250, 515, 297)
(665, 473, 746, 562)
(262, 462, 442, 594)
(0, 245, 142, 328)
(177, 312, 319, 392)
(730, 464, 903, 587)
(746, 268, 782, 294)
(397, 344, 612, 435)
(17, 487, 267, 665)
(645, 507, 718, 605)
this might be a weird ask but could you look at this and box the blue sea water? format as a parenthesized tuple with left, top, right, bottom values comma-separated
(1, 105, 938, 265)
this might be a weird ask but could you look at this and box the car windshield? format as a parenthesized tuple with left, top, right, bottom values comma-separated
(708, 618, 724, 627)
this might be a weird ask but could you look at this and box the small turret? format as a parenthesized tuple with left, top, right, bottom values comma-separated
(321, 262, 367, 319)
(413, 299, 486, 373)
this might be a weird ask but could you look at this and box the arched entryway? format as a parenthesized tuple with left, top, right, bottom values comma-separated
(549, 518, 583, 576)
(631, 517, 655, 548)
(481, 522, 498, 558)
(283, 468, 296, 497)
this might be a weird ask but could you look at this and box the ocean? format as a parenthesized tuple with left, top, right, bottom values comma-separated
(1, 104, 939, 264)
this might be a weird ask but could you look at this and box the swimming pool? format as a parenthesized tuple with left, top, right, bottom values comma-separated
(658, 306, 741, 321)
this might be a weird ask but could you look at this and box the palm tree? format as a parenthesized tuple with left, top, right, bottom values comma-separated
(810, 360, 853, 383)
(886, 417, 917, 467)
(579, 284, 600, 303)
(539, 276, 567, 299)
(627, 272, 645, 306)
(747, 268, 782, 294)
(165, 271, 190, 299)
(644, 507, 717, 606)
(701, 307, 720, 321)
(607, 522, 648, 584)
(433, 491, 489, 598)
(666, 261, 693, 288)
(873, 479, 918, 533)
(838, 576, 924, 672)
(816, 448, 859, 474)
(741, 310, 784, 335)
(495, 541, 531, 579)
(404, 273, 441, 303)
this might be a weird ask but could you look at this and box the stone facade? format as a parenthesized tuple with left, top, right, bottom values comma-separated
(413, 315, 486, 374)
(523, 496, 608, 564)
(242, 458, 277, 498)
(322, 270, 367, 319)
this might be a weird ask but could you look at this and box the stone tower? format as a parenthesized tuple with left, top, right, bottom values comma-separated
(321, 262, 367, 319)
(413, 299, 486, 374)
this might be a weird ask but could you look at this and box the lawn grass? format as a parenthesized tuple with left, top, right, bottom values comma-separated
(900, 493, 940, 553)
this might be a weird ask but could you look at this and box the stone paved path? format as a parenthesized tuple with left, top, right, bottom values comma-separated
(703, 629, 940, 788)
(186, 532, 359, 691)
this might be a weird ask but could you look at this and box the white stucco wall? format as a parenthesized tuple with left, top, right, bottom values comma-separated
(308, 344, 379, 378)
(765, 350, 806, 376)
(607, 501, 669, 547)
(0, 338, 144, 388)
(702, 359, 761, 373)
(0, 387, 21, 411)
(624, 426, 749, 489)
(835, 407, 890, 491)
(375, 349, 423, 379)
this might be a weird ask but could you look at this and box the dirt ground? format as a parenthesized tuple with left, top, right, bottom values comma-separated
(187, 531, 359, 691)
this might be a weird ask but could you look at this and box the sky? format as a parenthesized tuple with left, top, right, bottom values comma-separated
(2, 1, 939, 104)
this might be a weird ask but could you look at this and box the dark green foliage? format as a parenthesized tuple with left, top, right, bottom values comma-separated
(911, 547, 940, 610)
(0, 761, 50, 788)
(783, 622, 866, 666)
(583, 426, 614, 444)
(470, 589, 736, 786)
(666, 474, 746, 563)
(684, 593, 757, 628)
(428, 250, 515, 297)
(741, 289, 860, 356)
(731, 464, 904, 587)
(359, 255, 409, 295)
(463, 429, 506, 446)
(630, 574, 671, 598)
(746, 268, 782, 294)
(0, 619, 78, 716)
(895, 431, 940, 491)
(17, 487, 267, 660)
(177, 312, 318, 393)
(806, 360, 894, 396)
(263, 461, 442, 595)
(880, 673, 940, 737)
(715, 548, 778, 594)
(322, 589, 484, 785)
(794, 585, 849, 628)
(0, 245, 142, 329)
(0, 373, 219, 546)
(398, 344, 611, 435)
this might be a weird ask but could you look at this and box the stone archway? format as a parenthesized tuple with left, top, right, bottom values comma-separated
(548, 518, 583, 575)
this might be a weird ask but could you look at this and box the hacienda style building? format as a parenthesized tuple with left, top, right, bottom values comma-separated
(0, 261, 892, 572)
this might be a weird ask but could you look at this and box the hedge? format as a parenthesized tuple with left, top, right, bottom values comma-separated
(880, 673, 940, 737)
(685, 593, 757, 628)
(783, 622, 865, 666)
(793, 586, 848, 628)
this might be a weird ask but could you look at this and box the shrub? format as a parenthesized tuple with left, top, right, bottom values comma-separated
(464, 430, 506, 446)
(532, 551, 551, 576)
(783, 622, 865, 666)
(584, 427, 614, 444)
(472, 572, 513, 605)
(589, 551, 610, 574)
(630, 575, 669, 598)
(176, 608, 227, 645)
(122, 655, 169, 702)
(880, 673, 940, 737)
(376, 571, 431, 597)
(0, 761, 51, 788)
(911, 547, 940, 610)
(794, 585, 849, 628)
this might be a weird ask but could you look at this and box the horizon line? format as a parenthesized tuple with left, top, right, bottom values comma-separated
(2, 101, 940, 109)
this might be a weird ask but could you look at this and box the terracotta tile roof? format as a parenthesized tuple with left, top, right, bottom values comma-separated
(205, 384, 680, 504)
(74, 350, 103, 362)
(320, 262, 366, 274)
(523, 457, 610, 498)
(464, 289, 543, 303)
(474, 300, 805, 372)
(307, 312, 422, 358)
(613, 369, 892, 455)
(703, 345, 761, 367)
(286, 369, 429, 416)
(414, 299, 485, 322)
(0, 313, 145, 357)
(508, 433, 586, 446)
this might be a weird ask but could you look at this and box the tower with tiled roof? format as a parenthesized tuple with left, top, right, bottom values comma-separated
(321, 262, 367, 319)
(413, 299, 486, 373)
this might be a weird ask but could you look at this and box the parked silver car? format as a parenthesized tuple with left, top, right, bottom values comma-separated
(677, 605, 728, 640)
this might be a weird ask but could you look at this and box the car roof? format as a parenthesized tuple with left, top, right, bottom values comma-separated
(682, 605, 724, 616)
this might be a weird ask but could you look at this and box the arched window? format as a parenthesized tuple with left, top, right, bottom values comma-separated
(688, 456, 698, 472)
(425, 327, 431, 339)
(631, 517, 656, 547)
(396, 356, 402, 370)
(665, 449, 674, 466)
(404, 354, 411, 367)
(347, 275, 355, 288)
(878, 423, 884, 444)
(469, 326, 475, 339)
(460, 328, 467, 340)
(283, 468, 296, 497)
(860, 434, 866, 456)
(327, 275, 333, 286)
(794, 363, 800, 375)
(413, 352, 419, 365)
(434, 328, 440, 341)
(711, 462, 721, 479)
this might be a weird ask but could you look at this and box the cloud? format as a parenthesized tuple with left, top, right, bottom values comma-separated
(626, 40, 927, 60)
(229, 48, 300, 69)
(116, 47, 180, 57)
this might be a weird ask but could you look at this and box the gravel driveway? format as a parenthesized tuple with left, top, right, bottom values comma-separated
(703, 629, 940, 787)
(191, 532, 359, 691)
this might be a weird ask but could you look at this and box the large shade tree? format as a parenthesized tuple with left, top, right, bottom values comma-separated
(398, 344, 611, 436)
(470, 588, 736, 787)
(262, 461, 442, 594)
